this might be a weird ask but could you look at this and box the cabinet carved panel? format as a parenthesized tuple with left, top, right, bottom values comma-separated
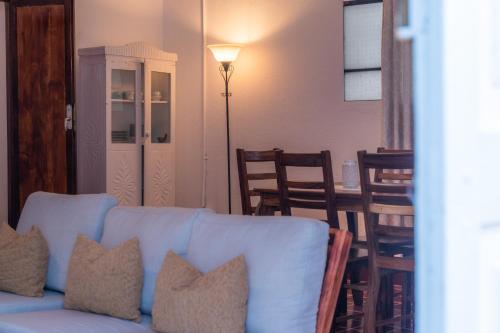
(151, 156, 173, 206)
(108, 151, 140, 206)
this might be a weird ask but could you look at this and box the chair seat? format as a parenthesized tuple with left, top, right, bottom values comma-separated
(347, 238, 413, 266)
(380, 241, 414, 257)
(351, 238, 412, 253)
(376, 256, 415, 272)
(344, 281, 368, 291)
(262, 197, 280, 207)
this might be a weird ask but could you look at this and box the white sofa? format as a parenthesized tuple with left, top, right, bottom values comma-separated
(0, 192, 331, 333)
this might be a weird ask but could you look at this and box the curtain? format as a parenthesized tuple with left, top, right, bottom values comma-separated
(381, 0, 413, 227)
(382, 0, 413, 150)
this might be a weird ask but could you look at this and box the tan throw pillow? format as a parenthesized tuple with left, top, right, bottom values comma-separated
(0, 223, 49, 297)
(152, 251, 248, 333)
(64, 235, 143, 321)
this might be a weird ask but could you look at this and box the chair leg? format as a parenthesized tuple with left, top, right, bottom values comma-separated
(346, 211, 359, 240)
(401, 272, 414, 330)
(378, 274, 394, 332)
(335, 272, 349, 317)
(350, 264, 364, 307)
(364, 268, 380, 333)
(410, 273, 415, 328)
(401, 272, 409, 329)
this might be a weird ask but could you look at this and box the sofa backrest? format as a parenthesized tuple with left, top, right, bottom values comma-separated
(186, 213, 329, 333)
(99, 207, 210, 315)
(17, 192, 118, 292)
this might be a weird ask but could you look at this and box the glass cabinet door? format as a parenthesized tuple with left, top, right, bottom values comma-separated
(107, 63, 142, 207)
(150, 71, 171, 144)
(111, 69, 137, 144)
(143, 60, 175, 207)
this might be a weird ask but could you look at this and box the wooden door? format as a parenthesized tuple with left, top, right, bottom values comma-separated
(6, 0, 75, 227)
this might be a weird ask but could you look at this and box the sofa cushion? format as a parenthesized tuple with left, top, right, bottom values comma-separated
(152, 251, 248, 333)
(99, 207, 210, 315)
(16, 192, 118, 292)
(64, 235, 143, 321)
(0, 224, 49, 297)
(0, 310, 154, 333)
(186, 213, 329, 333)
(0, 290, 63, 315)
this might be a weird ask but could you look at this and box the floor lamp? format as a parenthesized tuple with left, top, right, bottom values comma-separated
(207, 44, 242, 214)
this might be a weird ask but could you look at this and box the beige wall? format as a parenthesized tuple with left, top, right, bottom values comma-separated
(0, 3, 7, 223)
(203, 0, 383, 213)
(0, 1, 383, 217)
(163, 0, 204, 208)
(75, 0, 164, 49)
(75, 0, 205, 208)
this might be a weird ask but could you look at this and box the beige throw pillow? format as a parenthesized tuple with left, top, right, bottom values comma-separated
(64, 235, 143, 321)
(0, 223, 49, 297)
(152, 251, 248, 333)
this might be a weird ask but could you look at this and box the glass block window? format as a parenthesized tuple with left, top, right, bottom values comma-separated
(343, 0, 383, 101)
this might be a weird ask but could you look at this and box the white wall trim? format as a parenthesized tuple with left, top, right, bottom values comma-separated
(201, 0, 208, 207)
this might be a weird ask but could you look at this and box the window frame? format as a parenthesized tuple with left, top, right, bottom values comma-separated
(343, 0, 384, 102)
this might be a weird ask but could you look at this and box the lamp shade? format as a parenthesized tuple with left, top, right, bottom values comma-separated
(207, 44, 242, 63)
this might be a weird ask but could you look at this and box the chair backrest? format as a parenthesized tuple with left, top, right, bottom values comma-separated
(316, 228, 352, 333)
(358, 150, 415, 271)
(275, 150, 340, 228)
(375, 147, 414, 182)
(236, 148, 281, 215)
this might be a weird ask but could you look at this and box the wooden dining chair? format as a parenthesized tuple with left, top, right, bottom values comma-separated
(375, 147, 414, 183)
(316, 229, 352, 333)
(358, 150, 415, 333)
(375, 147, 414, 255)
(275, 150, 340, 228)
(236, 148, 282, 215)
(274, 150, 366, 325)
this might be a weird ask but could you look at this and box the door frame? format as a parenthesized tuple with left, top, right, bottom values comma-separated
(411, 0, 445, 331)
(5, 0, 76, 227)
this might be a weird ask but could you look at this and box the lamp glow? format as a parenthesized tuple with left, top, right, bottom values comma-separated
(207, 44, 242, 63)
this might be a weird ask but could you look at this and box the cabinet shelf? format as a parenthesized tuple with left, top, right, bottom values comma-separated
(139, 100, 169, 104)
(112, 99, 168, 104)
(112, 99, 135, 103)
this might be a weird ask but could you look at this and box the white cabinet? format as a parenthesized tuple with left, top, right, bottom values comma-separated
(77, 42, 177, 206)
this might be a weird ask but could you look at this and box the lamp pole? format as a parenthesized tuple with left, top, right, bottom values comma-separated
(207, 44, 242, 214)
(219, 62, 233, 214)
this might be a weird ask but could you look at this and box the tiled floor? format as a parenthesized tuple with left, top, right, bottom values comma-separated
(333, 285, 414, 333)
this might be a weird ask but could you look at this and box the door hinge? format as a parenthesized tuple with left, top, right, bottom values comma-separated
(65, 104, 73, 131)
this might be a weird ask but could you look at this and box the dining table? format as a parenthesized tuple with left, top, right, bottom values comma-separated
(254, 182, 412, 226)
(254, 182, 365, 237)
